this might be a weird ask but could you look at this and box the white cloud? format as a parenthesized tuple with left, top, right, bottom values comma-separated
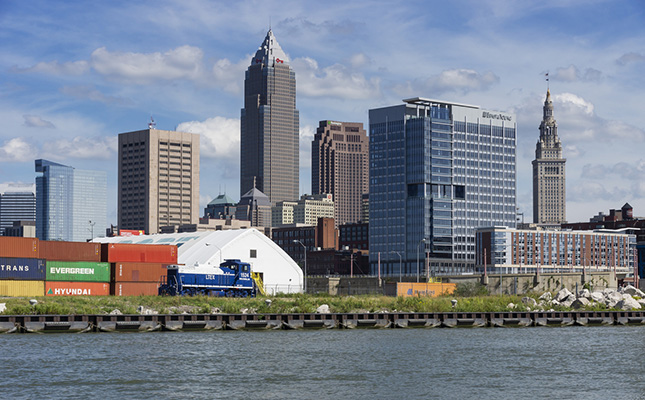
(552, 65, 603, 82)
(23, 114, 55, 128)
(211, 57, 249, 94)
(15, 60, 89, 75)
(60, 86, 132, 106)
(299, 124, 315, 169)
(292, 57, 380, 99)
(177, 116, 240, 161)
(90, 46, 204, 84)
(616, 52, 645, 66)
(42, 136, 118, 160)
(349, 53, 370, 68)
(0, 138, 37, 162)
(393, 69, 499, 96)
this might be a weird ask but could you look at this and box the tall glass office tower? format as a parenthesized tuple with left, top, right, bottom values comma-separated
(35, 159, 106, 241)
(240, 29, 299, 206)
(368, 98, 517, 277)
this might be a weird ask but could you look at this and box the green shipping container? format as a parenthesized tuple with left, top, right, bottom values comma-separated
(45, 261, 110, 282)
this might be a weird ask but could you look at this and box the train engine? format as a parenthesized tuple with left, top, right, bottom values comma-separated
(159, 259, 257, 297)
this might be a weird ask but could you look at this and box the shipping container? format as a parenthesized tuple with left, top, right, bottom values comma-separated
(40, 240, 101, 262)
(111, 262, 167, 282)
(46, 261, 110, 282)
(0, 257, 46, 280)
(0, 280, 44, 297)
(396, 282, 456, 298)
(0, 237, 39, 259)
(45, 281, 110, 296)
(102, 243, 177, 264)
(111, 282, 159, 296)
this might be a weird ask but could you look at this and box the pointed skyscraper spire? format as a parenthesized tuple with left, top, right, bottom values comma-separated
(252, 29, 289, 67)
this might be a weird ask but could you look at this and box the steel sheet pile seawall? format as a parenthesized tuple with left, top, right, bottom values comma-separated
(101, 243, 177, 264)
(45, 281, 110, 296)
(40, 241, 101, 262)
(46, 261, 110, 282)
(0, 237, 39, 258)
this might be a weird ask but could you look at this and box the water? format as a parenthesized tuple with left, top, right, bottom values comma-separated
(1, 327, 644, 399)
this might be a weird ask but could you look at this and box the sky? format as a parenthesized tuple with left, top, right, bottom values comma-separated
(1, 0, 644, 231)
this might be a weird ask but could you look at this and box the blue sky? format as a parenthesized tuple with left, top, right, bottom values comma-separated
(1, 0, 644, 230)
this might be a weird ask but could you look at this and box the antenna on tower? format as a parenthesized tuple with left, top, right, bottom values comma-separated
(148, 116, 156, 130)
(545, 71, 550, 90)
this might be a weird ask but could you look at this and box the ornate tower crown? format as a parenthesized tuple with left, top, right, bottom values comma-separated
(252, 29, 289, 67)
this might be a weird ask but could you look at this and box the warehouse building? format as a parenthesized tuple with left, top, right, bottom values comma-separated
(93, 228, 302, 294)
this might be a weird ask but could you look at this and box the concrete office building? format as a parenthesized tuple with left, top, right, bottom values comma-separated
(369, 98, 517, 277)
(35, 159, 106, 241)
(533, 89, 566, 224)
(272, 194, 335, 227)
(0, 191, 36, 235)
(312, 120, 369, 226)
(240, 29, 299, 204)
(118, 128, 200, 234)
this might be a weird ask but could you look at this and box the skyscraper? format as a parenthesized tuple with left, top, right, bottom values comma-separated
(241, 29, 299, 205)
(118, 128, 200, 234)
(312, 120, 369, 226)
(0, 191, 36, 235)
(35, 159, 106, 241)
(369, 98, 517, 276)
(532, 89, 566, 224)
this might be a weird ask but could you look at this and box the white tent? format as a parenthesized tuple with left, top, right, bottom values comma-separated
(93, 229, 303, 294)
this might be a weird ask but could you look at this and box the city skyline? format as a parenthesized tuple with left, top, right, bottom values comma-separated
(1, 1, 644, 230)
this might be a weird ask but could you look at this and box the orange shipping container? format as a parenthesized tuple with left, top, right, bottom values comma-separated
(111, 262, 167, 282)
(45, 281, 110, 296)
(0, 237, 39, 259)
(111, 282, 159, 296)
(40, 240, 101, 262)
(101, 243, 177, 264)
(396, 282, 456, 298)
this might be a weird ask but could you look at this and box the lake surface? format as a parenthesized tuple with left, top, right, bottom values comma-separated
(1, 326, 644, 399)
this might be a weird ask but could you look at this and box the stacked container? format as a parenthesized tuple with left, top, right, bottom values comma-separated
(41, 241, 110, 296)
(102, 243, 177, 296)
(0, 237, 45, 296)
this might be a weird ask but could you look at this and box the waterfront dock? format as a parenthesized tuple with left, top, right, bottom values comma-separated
(1, 310, 644, 333)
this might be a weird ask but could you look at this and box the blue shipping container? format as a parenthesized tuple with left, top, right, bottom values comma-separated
(0, 257, 46, 280)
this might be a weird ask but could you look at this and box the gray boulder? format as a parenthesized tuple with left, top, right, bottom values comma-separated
(571, 298, 590, 309)
(578, 289, 591, 299)
(522, 297, 537, 307)
(616, 296, 642, 311)
(539, 292, 552, 301)
(561, 297, 575, 308)
(109, 309, 122, 315)
(590, 291, 605, 303)
(605, 291, 623, 308)
(621, 285, 645, 298)
(0, 303, 5, 313)
(507, 303, 516, 310)
(316, 304, 330, 314)
(555, 288, 572, 302)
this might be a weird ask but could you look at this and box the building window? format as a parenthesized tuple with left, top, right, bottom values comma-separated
(250, 249, 257, 258)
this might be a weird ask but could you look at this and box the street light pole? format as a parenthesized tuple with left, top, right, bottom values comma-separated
(416, 238, 426, 283)
(391, 251, 402, 282)
(293, 240, 307, 293)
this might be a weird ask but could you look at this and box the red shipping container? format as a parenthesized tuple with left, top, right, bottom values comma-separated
(0, 237, 39, 259)
(45, 281, 110, 296)
(110, 282, 159, 296)
(101, 243, 177, 264)
(111, 262, 167, 282)
(40, 240, 101, 262)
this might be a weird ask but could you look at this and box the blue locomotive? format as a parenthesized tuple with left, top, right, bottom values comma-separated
(158, 259, 257, 297)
